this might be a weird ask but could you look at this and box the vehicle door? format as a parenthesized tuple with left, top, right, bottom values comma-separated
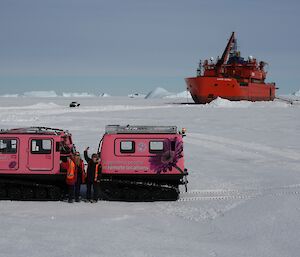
(28, 138, 54, 171)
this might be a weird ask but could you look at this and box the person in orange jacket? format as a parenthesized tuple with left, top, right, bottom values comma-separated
(66, 155, 77, 203)
(73, 152, 86, 202)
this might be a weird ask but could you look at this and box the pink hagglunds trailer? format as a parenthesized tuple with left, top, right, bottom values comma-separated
(98, 125, 188, 201)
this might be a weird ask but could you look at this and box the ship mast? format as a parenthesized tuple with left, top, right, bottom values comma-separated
(215, 32, 235, 73)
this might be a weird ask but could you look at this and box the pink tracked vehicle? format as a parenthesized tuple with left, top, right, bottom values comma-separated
(0, 127, 75, 200)
(98, 125, 188, 201)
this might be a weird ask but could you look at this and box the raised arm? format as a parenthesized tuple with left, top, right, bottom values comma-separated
(84, 147, 91, 163)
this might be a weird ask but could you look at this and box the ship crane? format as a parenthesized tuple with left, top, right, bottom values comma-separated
(215, 32, 235, 75)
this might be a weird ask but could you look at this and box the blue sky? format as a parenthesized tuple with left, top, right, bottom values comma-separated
(0, 0, 299, 95)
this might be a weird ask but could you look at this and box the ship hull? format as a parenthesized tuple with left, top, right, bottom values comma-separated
(185, 77, 276, 104)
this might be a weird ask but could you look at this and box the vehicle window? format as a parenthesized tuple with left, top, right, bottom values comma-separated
(31, 139, 52, 154)
(0, 139, 17, 154)
(120, 141, 135, 153)
(149, 141, 164, 153)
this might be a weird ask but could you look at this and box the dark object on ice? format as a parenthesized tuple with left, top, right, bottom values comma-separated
(69, 101, 80, 108)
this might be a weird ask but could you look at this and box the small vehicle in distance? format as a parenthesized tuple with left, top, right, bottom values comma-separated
(98, 125, 188, 201)
(69, 101, 80, 107)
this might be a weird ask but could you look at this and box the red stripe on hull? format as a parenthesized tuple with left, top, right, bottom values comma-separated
(185, 77, 275, 104)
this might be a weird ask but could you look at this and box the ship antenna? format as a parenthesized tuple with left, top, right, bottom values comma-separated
(197, 59, 202, 76)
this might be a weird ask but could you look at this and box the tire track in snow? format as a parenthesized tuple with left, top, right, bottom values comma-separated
(179, 184, 300, 202)
(184, 183, 300, 196)
(186, 133, 300, 161)
(162, 185, 300, 223)
(179, 190, 300, 202)
(179, 194, 257, 202)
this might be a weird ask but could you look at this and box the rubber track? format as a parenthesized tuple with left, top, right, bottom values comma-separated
(100, 178, 180, 201)
(0, 178, 64, 201)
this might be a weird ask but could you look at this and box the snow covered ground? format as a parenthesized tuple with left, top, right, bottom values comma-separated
(1, 96, 300, 257)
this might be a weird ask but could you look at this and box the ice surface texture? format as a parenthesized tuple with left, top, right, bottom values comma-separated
(0, 96, 300, 257)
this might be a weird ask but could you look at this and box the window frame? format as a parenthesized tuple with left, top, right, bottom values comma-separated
(149, 140, 164, 154)
(30, 139, 53, 154)
(0, 138, 18, 154)
(120, 140, 135, 154)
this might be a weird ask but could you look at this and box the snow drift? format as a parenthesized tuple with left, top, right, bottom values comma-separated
(165, 90, 192, 99)
(22, 91, 58, 97)
(145, 88, 192, 99)
(99, 93, 110, 97)
(128, 93, 146, 98)
(22, 102, 61, 109)
(207, 97, 290, 108)
(145, 87, 172, 99)
(208, 97, 253, 108)
(62, 92, 96, 97)
(292, 89, 300, 96)
(0, 94, 19, 97)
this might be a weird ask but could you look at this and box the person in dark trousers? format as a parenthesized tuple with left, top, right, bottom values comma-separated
(73, 152, 86, 202)
(94, 160, 102, 200)
(84, 147, 101, 202)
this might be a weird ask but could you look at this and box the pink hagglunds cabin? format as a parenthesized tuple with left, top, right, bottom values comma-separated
(0, 127, 75, 200)
(0, 125, 188, 201)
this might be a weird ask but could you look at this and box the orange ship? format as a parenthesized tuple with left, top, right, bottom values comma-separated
(185, 32, 276, 104)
